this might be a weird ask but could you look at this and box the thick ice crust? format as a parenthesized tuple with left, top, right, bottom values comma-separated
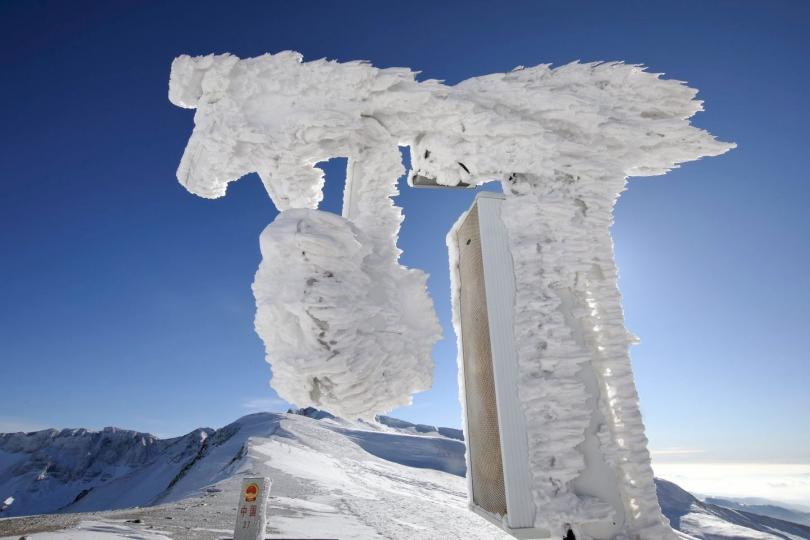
(170, 51, 733, 539)
(253, 209, 440, 419)
(501, 174, 677, 539)
(169, 53, 732, 205)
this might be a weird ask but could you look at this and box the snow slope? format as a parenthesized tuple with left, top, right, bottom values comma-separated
(0, 412, 496, 540)
(0, 426, 212, 518)
(705, 499, 810, 528)
(657, 479, 810, 540)
(1, 412, 803, 540)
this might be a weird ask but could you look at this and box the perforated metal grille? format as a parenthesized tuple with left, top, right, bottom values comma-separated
(456, 205, 507, 517)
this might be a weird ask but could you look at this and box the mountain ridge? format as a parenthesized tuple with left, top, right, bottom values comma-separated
(1, 411, 807, 540)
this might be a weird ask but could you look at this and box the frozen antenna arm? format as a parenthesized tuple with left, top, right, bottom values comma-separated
(169, 52, 734, 538)
(252, 209, 438, 418)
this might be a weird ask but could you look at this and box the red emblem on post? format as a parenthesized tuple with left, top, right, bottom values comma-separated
(244, 482, 259, 502)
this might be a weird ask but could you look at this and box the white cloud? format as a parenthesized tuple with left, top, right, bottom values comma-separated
(651, 448, 707, 457)
(242, 397, 288, 412)
(652, 462, 810, 508)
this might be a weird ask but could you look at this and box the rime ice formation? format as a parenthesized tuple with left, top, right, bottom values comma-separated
(169, 52, 442, 419)
(169, 51, 734, 539)
(253, 209, 438, 418)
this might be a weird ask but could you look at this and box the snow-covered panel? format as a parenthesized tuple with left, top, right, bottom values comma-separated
(450, 194, 641, 539)
(451, 194, 541, 533)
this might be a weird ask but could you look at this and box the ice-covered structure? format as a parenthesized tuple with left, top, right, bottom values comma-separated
(169, 52, 443, 418)
(252, 209, 439, 418)
(169, 51, 733, 539)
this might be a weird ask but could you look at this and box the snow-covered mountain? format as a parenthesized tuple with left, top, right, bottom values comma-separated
(656, 478, 810, 540)
(0, 425, 213, 517)
(0, 411, 807, 540)
(704, 498, 810, 528)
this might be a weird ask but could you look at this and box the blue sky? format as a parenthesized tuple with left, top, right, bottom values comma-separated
(0, 1, 808, 465)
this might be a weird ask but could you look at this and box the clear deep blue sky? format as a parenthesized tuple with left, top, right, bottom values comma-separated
(1, 1, 807, 463)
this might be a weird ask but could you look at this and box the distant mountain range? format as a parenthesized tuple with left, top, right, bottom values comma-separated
(0, 409, 807, 540)
(705, 497, 810, 527)
(656, 478, 810, 540)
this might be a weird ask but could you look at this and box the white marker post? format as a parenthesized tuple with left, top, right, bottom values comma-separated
(234, 477, 271, 540)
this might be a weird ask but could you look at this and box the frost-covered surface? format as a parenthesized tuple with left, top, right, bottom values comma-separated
(169, 51, 734, 537)
(253, 209, 439, 418)
(0, 520, 173, 540)
(170, 52, 442, 418)
(485, 68, 733, 537)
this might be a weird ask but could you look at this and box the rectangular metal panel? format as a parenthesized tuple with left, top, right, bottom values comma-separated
(452, 192, 544, 536)
(476, 194, 537, 530)
(409, 173, 473, 189)
(456, 203, 508, 517)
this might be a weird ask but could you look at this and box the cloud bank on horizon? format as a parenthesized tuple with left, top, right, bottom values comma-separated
(653, 462, 810, 509)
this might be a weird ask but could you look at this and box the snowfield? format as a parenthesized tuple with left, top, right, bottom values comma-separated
(0, 412, 505, 539)
(1, 411, 808, 540)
